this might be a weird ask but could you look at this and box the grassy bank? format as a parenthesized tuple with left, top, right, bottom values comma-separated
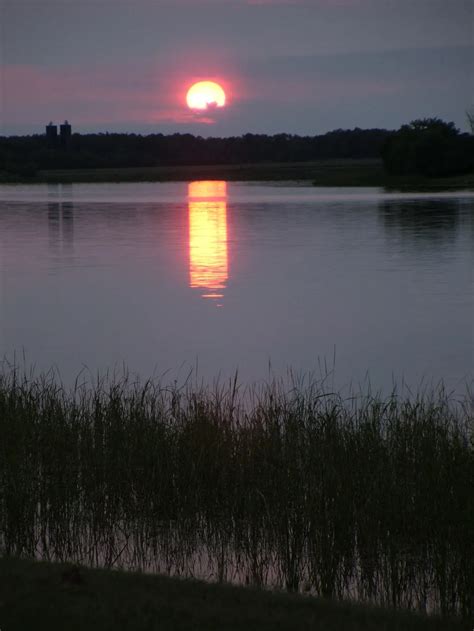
(1, 159, 473, 189)
(0, 557, 468, 631)
(0, 368, 472, 619)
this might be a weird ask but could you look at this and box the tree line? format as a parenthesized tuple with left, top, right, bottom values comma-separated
(0, 119, 472, 178)
(0, 128, 391, 176)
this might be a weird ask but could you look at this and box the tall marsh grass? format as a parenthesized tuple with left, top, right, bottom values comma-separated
(0, 365, 472, 617)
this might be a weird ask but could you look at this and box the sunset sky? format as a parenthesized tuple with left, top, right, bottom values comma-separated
(1, 0, 472, 136)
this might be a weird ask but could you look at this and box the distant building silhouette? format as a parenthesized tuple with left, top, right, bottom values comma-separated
(46, 122, 58, 145)
(60, 120, 72, 147)
(45, 120, 72, 147)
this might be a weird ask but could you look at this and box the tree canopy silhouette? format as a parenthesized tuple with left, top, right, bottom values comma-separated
(0, 128, 390, 177)
(382, 118, 474, 177)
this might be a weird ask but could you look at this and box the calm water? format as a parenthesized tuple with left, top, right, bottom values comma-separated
(0, 181, 472, 392)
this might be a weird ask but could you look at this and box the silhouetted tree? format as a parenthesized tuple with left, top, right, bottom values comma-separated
(382, 118, 474, 177)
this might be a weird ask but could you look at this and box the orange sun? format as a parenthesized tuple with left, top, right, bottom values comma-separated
(186, 81, 226, 111)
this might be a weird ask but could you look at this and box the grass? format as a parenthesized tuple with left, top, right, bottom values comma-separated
(0, 366, 472, 621)
(0, 556, 469, 631)
(1, 159, 473, 189)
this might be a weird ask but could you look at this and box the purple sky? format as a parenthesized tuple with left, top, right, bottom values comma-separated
(1, 0, 472, 136)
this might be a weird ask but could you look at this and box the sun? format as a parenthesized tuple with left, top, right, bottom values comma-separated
(186, 81, 226, 111)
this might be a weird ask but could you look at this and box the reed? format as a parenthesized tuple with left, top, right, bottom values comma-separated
(0, 364, 472, 618)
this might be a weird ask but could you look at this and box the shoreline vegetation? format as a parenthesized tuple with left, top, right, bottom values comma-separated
(0, 367, 472, 621)
(1, 119, 473, 188)
(1, 158, 474, 189)
(0, 557, 468, 631)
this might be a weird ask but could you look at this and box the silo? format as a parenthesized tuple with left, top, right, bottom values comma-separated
(46, 122, 58, 144)
(60, 120, 72, 145)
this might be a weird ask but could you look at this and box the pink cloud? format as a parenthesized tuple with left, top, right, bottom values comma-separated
(2, 63, 195, 128)
(1, 57, 406, 133)
(2, 61, 240, 131)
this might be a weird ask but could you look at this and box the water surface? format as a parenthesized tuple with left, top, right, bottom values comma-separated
(0, 181, 472, 391)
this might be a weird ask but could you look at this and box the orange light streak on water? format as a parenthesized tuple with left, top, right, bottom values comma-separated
(188, 181, 228, 302)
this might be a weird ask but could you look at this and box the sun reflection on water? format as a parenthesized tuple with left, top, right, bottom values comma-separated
(188, 181, 228, 303)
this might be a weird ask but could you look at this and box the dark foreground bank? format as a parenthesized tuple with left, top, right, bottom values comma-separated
(1, 367, 472, 620)
(0, 557, 468, 631)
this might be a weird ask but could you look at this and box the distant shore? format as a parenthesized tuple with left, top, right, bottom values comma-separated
(1, 158, 473, 190)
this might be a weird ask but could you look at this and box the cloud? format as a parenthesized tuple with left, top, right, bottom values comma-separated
(1, 62, 233, 132)
(1, 43, 472, 135)
(1, 64, 166, 126)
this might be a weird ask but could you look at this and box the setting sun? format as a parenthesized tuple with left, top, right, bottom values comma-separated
(186, 81, 226, 111)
